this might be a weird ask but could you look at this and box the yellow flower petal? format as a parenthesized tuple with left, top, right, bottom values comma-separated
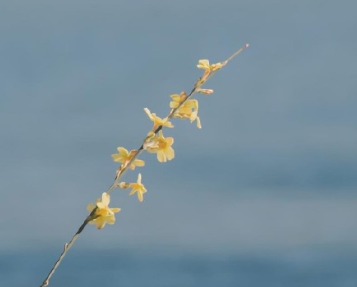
(157, 150, 166, 163)
(96, 202, 105, 209)
(134, 159, 145, 167)
(197, 59, 210, 69)
(166, 147, 175, 161)
(117, 147, 129, 156)
(165, 137, 174, 146)
(106, 216, 115, 225)
(196, 116, 202, 129)
(137, 192, 144, 202)
(101, 192, 110, 206)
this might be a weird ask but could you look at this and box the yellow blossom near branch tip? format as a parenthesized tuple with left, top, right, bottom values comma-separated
(196, 59, 227, 85)
(197, 59, 227, 72)
(145, 130, 175, 162)
(144, 108, 173, 131)
(87, 192, 121, 229)
(111, 147, 145, 170)
(119, 173, 147, 202)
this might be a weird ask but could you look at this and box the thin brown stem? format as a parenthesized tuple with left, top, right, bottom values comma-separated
(40, 211, 96, 287)
(225, 43, 250, 63)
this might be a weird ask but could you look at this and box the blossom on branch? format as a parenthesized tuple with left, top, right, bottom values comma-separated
(144, 108, 173, 131)
(196, 59, 227, 85)
(111, 147, 145, 170)
(169, 92, 187, 109)
(197, 59, 226, 72)
(87, 192, 121, 229)
(144, 130, 175, 162)
(119, 173, 147, 202)
(172, 98, 201, 129)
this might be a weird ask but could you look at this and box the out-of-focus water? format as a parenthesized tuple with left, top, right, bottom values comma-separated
(3, 249, 357, 287)
(1, 1, 357, 286)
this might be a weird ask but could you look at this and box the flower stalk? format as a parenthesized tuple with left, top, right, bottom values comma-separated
(39, 43, 249, 287)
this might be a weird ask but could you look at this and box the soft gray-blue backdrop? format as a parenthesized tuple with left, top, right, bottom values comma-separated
(1, 1, 357, 286)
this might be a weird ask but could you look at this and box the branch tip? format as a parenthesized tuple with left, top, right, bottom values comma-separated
(225, 43, 249, 63)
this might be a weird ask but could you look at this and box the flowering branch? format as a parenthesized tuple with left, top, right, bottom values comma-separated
(39, 43, 249, 287)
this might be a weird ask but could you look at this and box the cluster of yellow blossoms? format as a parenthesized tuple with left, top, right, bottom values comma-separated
(40, 46, 249, 287)
(87, 59, 227, 229)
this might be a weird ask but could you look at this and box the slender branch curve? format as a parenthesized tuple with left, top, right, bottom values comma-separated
(39, 43, 249, 286)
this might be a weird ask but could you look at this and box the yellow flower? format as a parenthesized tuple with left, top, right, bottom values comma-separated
(119, 173, 147, 202)
(173, 99, 202, 129)
(129, 173, 147, 202)
(144, 108, 173, 131)
(197, 59, 226, 72)
(87, 192, 121, 229)
(197, 59, 210, 70)
(169, 92, 187, 109)
(196, 59, 226, 85)
(111, 147, 145, 170)
(145, 130, 175, 162)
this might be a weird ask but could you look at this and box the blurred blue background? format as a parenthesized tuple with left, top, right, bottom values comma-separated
(1, 1, 357, 286)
